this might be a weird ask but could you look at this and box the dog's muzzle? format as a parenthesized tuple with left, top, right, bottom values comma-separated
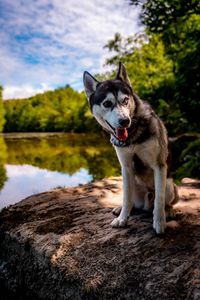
(105, 120, 129, 142)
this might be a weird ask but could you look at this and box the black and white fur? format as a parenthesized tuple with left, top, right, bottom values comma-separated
(83, 63, 178, 234)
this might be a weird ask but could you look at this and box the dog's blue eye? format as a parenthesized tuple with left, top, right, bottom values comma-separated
(103, 100, 112, 108)
(122, 97, 129, 105)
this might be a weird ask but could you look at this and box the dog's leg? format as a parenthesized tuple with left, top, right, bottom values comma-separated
(153, 164, 167, 234)
(165, 179, 179, 219)
(165, 178, 179, 206)
(111, 165, 134, 227)
(112, 180, 147, 216)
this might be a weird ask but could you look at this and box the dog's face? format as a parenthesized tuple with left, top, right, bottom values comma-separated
(83, 63, 136, 141)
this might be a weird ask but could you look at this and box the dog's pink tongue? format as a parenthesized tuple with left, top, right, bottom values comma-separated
(116, 128, 128, 141)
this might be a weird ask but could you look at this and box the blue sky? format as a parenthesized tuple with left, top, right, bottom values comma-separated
(0, 0, 140, 99)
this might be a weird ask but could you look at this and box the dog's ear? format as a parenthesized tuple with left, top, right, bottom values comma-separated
(83, 71, 99, 99)
(116, 62, 131, 86)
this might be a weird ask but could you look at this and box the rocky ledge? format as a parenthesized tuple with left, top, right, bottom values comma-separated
(0, 177, 200, 300)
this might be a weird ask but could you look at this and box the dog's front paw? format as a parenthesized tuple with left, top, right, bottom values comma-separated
(111, 217, 128, 228)
(153, 218, 166, 235)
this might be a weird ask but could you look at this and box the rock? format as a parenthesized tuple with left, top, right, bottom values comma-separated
(0, 177, 200, 300)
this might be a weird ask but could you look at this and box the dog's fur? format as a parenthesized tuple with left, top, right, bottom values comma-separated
(83, 63, 178, 234)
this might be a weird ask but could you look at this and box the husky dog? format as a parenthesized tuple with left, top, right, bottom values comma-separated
(83, 63, 178, 234)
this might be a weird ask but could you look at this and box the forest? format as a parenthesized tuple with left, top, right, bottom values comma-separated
(2, 87, 97, 133)
(0, 0, 199, 179)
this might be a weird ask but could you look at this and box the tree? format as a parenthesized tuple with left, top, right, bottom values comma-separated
(129, 0, 200, 132)
(104, 32, 186, 135)
(3, 86, 97, 133)
(0, 86, 5, 132)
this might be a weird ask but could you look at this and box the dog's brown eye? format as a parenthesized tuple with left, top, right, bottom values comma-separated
(122, 97, 129, 105)
(103, 100, 112, 108)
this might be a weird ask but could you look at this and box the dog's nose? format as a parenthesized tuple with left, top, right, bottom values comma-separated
(119, 118, 130, 128)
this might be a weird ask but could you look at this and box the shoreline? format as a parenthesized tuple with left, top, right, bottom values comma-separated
(0, 132, 90, 139)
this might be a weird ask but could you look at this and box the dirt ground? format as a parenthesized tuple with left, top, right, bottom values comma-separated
(0, 177, 200, 300)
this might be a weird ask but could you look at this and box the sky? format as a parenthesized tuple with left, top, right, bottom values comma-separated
(0, 0, 141, 99)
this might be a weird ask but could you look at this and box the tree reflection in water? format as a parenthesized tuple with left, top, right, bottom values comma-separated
(4, 133, 120, 179)
(0, 137, 7, 190)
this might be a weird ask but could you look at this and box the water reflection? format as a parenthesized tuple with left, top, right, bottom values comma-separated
(0, 137, 7, 190)
(0, 133, 120, 208)
(0, 164, 92, 209)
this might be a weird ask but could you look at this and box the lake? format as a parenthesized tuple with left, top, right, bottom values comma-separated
(0, 133, 120, 209)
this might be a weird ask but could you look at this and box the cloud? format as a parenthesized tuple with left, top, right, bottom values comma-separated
(0, 0, 141, 99)
(3, 83, 53, 99)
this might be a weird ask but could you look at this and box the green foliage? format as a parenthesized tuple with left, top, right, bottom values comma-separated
(105, 33, 174, 98)
(175, 139, 200, 180)
(128, 0, 200, 132)
(3, 87, 98, 133)
(130, 0, 200, 34)
(0, 86, 5, 132)
(104, 33, 184, 135)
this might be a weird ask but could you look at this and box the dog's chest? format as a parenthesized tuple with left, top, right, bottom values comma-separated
(114, 138, 159, 168)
